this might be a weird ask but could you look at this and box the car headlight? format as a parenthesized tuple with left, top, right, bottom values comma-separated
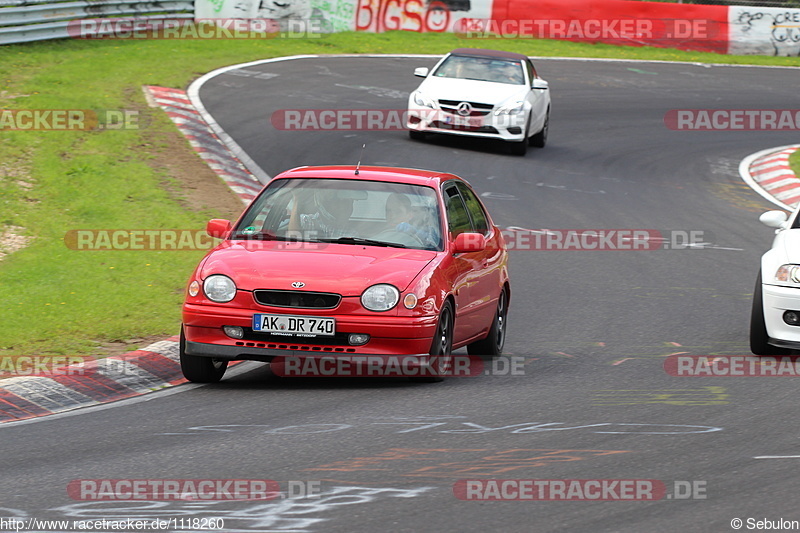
(203, 274, 237, 303)
(775, 265, 800, 284)
(412, 91, 435, 109)
(494, 101, 524, 116)
(361, 284, 400, 312)
(188, 280, 200, 297)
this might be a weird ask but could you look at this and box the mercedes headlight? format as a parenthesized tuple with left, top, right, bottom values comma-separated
(412, 91, 435, 109)
(494, 101, 524, 115)
(775, 265, 800, 285)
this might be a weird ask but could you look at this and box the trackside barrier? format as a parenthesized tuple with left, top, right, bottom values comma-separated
(489, 0, 729, 54)
(489, 0, 799, 56)
(0, 0, 192, 44)
(1, 0, 797, 55)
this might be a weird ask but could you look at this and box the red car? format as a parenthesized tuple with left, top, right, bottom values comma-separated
(180, 165, 510, 382)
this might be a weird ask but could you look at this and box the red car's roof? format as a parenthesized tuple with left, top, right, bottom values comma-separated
(272, 165, 464, 187)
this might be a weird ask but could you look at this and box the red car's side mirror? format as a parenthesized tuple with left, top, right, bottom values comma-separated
(206, 219, 232, 239)
(453, 232, 486, 253)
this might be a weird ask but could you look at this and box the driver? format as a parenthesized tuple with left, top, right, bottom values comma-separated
(491, 61, 523, 84)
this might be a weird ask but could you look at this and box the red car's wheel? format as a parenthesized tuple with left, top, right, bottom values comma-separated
(411, 301, 454, 383)
(180, 327, 229, 383)
(468, 287, 508, 357)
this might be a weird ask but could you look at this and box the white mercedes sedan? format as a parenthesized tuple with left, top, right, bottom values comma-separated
(751, 206, 800, 354)
(407, 48, 550, 156)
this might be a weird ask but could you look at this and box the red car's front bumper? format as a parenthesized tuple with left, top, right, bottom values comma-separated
(183, 302, 439, 361)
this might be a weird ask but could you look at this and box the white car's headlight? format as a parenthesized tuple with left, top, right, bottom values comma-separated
(203, 275, 237, 303)
(494, 101, 524, 116)
(775, 265, 800, 284)
(361, 284, 400, 312)
(412, 91, 435, 108)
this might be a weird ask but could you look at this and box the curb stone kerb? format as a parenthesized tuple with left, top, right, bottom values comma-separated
(741, 144, 800, 212)
(0, 86, 262, 423)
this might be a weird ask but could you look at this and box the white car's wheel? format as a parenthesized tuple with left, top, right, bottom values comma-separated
(508, 114, 530, 156)
(530, 107, 549, 148)
(750, 273, 791, 355)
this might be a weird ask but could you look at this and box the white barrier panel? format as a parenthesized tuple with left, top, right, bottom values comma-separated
(729, 6, 800, 56)
(355, 0, 492, 33)
(194, 0, 494, 33)
(194, 0, 355, 32)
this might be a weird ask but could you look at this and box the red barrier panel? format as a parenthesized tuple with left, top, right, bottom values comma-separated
(488, 0, 728, 54)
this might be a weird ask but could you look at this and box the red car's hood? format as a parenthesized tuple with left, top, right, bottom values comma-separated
(200, 240, 437, 296)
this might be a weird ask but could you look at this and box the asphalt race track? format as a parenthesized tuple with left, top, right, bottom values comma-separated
(2, 56, 800, 533)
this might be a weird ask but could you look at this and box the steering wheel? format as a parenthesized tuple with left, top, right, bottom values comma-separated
(372, 229, 426, 247)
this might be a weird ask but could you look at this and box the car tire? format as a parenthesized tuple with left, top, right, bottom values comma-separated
(409, 130, 426, 141)
(179, 327, 229, 383)
(508, 115, 530, 156)
(467, 287, 508, 358)
(530, 108, 549, 148)
(411, 301, 454, 383)
(750, 273, 791, 356)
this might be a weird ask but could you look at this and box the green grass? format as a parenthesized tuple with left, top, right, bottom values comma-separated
(0, 30, 798, 356)
(790, 148, 800, 180)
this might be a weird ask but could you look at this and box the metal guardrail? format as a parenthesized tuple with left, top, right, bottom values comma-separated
(0, 0, 193, 44)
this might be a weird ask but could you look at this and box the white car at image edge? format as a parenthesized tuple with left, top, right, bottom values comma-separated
(751, 206, 800, 354)
(406, 48, 551, 156)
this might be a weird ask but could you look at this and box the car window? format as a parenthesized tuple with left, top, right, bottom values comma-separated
(233, 178, 444, 251)
(444, 184, 472, 236)
(525, 59, 535, 84)
(433, 55, 525, 85)
(456, 182, 490, 235)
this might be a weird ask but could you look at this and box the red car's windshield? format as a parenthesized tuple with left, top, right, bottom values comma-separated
(233, 178, 444, 251)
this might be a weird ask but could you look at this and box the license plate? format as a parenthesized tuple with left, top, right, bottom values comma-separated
(252, 314, 335, 336)
(445, 115, 480, 127)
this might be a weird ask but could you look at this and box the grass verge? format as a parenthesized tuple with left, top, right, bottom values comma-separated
(790, 148, 800, 181)
(0, 30, 798, 356)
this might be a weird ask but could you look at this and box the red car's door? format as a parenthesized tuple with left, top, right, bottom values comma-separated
(443, 182, 496, 345)
(455, 182, 505, 334)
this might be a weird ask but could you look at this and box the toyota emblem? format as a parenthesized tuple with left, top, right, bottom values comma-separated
(456, 102, 473, 116)
(291, 281, 305, 288)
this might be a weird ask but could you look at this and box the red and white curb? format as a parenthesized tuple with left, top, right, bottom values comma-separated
(143, 85, 265, 204)
(0, 87, 267, 423)
(740, 144, 800, 211)
(0, 337, 183, 422)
